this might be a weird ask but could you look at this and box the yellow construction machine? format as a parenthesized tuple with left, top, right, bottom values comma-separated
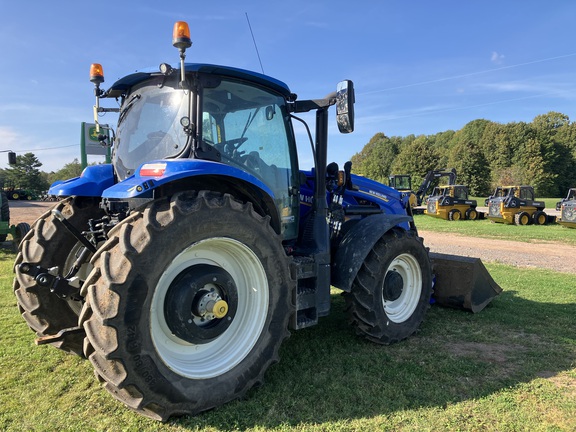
(487, 185, 548, 225)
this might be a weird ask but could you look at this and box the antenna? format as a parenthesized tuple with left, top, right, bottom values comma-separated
(245, 13, 265, 74)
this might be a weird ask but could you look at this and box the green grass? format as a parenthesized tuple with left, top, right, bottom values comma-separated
(1, 248, 575, 431)
(413, 213, 576, 246)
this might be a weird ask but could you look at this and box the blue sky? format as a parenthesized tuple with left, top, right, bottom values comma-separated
(2, 1, 576, 173)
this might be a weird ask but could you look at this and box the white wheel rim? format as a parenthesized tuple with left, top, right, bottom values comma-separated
(151, 237, 268, 379)
(382, 253, 422, 323)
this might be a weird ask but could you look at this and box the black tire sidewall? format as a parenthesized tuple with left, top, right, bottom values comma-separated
(348, 229, 432, 344)
(373, 233, 432, 333)
(14, 196, 103, 354)
(98, 194, 292, 410)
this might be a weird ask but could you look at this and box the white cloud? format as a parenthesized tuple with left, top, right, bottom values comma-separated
(0, 126, 20, 148)
(491, 51, 505, 64)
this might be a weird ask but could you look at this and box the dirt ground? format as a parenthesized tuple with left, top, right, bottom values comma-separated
(7, 200, 576, 274)
(420, 229, 576, 274)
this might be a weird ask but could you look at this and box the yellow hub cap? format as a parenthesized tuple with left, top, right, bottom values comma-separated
(211, 299, 229, 319)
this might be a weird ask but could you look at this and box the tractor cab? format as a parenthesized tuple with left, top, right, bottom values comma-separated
(388, 174, 412, 191)
(556, 188, 576, 211)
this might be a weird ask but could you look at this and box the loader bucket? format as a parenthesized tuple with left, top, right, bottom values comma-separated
(429, 252, 502, 313)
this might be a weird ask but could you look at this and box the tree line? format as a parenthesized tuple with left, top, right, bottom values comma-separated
(3, 112, 576, 200)
(350, 112, 576, 197)
(0, 153, 84, 196)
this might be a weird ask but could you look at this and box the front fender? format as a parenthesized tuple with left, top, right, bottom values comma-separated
(331, 213, 413, 292)
(102, 159, 275, 200)
(48, 164, 115, 197)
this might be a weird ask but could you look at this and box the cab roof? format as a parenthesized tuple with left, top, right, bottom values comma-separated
(105, 63, 292, 99)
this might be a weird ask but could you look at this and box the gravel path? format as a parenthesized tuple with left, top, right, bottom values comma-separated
(420, 229, 576, 274)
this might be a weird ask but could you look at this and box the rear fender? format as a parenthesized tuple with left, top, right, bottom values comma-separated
(48, 164, 115, 197)
(103, 159, 282, 234)
(101, 159, 274, 200)
(331, 213, 412, 292)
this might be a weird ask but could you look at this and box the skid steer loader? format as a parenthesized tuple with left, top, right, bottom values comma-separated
(424, 184, 480, 221)
(487, 185, 548, 225)
(556, 188, 576, 228)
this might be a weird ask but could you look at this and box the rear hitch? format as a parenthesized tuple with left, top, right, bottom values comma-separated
(35, 326, 84, 346)
(18, 262, 82, 300)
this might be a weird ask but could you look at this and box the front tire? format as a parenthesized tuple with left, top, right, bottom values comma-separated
(13, 197, 103, 355)
(81, 191, 293, 421)
(344, 229, 432, 345)
(515, 211, 531, 226)
(448, 208, 461, 221)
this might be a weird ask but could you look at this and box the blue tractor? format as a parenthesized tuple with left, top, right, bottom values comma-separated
(14, 22, 500, 421)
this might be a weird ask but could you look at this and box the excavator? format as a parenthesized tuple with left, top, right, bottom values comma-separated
(389, 168, 458, 213)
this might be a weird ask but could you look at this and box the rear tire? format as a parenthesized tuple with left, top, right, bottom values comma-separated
(13, 197, 103, 355)
(465, 208, 478, 221)
(532, 210, 547, 225)
(80, 191, 293, 420)
(0, 192, 9, 242)
(344, 229, 432, 345)
(13, 222, 31, 245)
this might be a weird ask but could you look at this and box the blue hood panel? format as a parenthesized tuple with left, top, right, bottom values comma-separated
(49, 164, 115, 197)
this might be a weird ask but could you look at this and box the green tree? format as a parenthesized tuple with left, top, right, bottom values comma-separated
(447, 142, 491, 196)
(528, 112, 573, 196)
(517, 137, 558, 196)
(350, 133, 399, 182)
(48, 159, 84, 184)
(429, 130, 456, 168)
(3, 153, 50, 193)
(390, 135, 440, 186)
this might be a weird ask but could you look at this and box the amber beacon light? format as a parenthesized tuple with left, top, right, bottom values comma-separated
(172, 21, 192, 50)
(90, 63, 105, 85)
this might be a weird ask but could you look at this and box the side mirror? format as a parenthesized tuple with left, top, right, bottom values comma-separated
(336, 80, 355, 133)
(8, 151, 16, 165)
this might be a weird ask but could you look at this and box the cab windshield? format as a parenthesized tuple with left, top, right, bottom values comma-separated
(113, 76, 191, 178)
(201, 78, 299, 238)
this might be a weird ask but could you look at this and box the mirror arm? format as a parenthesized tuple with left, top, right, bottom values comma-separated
(289, 97, 335, 113)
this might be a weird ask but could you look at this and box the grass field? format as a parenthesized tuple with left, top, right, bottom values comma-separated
(1, 246, 575, 431)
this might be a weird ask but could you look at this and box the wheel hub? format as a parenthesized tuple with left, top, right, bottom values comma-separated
(193, 291, 229, 320)
(383, 270, 404, 302)
(164, 264, 237, 344)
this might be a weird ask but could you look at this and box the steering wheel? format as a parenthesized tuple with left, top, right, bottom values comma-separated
(221, 137, 248, 155)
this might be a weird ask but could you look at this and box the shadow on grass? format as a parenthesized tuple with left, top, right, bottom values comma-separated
(174, 288, 575, 429)
(3, 251, 573, 429)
